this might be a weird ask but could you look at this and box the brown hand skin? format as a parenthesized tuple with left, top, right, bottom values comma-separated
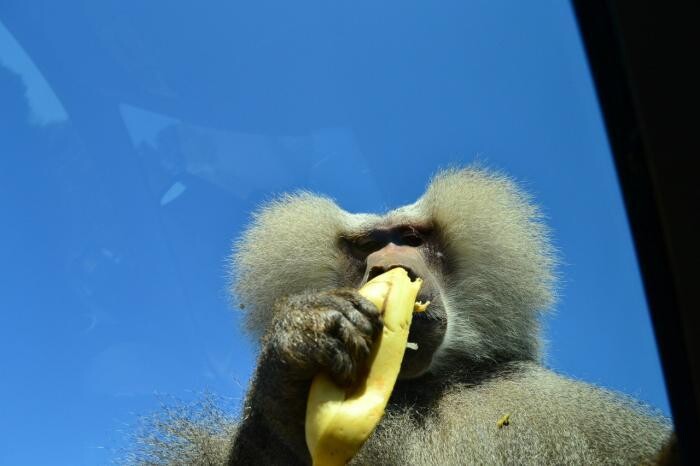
(229, 289, 382, 466)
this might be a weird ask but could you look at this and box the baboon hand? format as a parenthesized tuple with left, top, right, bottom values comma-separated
(263, 289, 383, 388)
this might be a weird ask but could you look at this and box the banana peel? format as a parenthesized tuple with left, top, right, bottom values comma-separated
(305, 267, 427, 466)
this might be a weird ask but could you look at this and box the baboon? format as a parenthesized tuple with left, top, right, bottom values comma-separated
(133, 168, 673, 465)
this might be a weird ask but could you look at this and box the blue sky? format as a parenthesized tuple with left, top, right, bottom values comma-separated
(0, 1, 668, 464)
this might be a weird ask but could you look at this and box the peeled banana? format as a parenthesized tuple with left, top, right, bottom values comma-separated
(305, 267, 426, 466)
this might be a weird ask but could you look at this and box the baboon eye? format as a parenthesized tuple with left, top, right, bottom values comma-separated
(340, 234, 387, 259)
(401, 231, 424, 247)
(355, 237, 382, 253)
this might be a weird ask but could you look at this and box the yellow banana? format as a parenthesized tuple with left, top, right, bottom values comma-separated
(305, 267, 426, 466)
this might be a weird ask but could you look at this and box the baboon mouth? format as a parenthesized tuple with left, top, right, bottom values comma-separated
(393, 265, 420, 281)
(367, 265, 421, 282)
(367, 265, 435, 309)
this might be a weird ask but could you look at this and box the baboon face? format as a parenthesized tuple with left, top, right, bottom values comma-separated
(234, 169, 556, 378)
(339, 224, 449, 379)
